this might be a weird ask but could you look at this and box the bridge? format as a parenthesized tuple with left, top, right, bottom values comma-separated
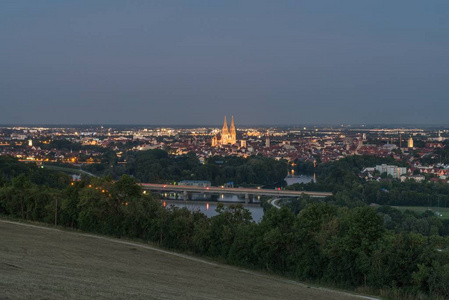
(140, 183, 332, 203)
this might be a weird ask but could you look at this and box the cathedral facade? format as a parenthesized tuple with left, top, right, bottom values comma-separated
(212, 116, 237, 146)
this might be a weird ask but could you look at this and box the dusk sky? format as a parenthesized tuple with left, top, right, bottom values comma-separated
(1, 1, 448, 125)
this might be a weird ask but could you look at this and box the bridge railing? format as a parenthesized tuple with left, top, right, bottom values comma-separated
(139, 183, 332, 198)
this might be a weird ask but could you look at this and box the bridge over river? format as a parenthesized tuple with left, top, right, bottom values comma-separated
(140, 183, 332, 203)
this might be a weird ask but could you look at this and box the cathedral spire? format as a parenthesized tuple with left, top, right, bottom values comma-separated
(222, 115, 229, 136)
(229, 116, 236, 144)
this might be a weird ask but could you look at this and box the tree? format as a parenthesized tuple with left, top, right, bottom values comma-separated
(255, 207, 296, 272)
(208, 204, 253, 258)
(293, 203, 338, 280)
(326, 206, 384, 286)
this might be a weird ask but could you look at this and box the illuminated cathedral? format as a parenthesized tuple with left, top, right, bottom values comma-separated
(212, 116, 237, 146)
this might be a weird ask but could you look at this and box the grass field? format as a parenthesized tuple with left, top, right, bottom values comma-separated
(393, 206, 449, 219)
(0, 220, 375, 300)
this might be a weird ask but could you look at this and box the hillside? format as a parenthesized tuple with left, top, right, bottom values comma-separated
(0, 220, 373, 300)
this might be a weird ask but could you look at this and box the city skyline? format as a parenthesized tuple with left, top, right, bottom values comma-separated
(2, 122, 449, 128)
(1, 1, 448, 125)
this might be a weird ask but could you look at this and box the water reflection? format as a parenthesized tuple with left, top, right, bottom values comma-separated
(162, 192, 258, 203)
(165, 201, 264, 222)
(161, 192, 263, 222)
(284, 174, 315, 186)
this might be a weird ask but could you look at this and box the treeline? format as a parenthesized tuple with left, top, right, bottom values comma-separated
(377, 205, 449, 236)
(48, 149, 287, 186)
(294, 155, 407, 175)
(0, 156, 70, 189)
(121, 150, 288, 186)
(289, 155, 449, 207)
(282, 196, 449, 238)
(2, 172, 449, 298)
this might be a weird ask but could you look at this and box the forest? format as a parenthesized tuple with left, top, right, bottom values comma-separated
(92, 149, 288, 186)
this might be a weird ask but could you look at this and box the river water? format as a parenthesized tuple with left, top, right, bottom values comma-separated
(164, 201, 265, 222)
(160, 193, 265, 222)
(161, 174, 315, 222)
(284, 174, 316, 186)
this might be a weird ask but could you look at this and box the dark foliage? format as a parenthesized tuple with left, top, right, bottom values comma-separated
(122, 150, 288, 186)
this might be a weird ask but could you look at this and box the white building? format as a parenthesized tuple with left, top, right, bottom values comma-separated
(375, 164, 407, 179)
(11, 133, 27, 140)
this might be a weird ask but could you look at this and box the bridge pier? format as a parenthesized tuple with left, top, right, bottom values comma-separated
(183, 190, 192, 201)
(245, 193, 253, 204)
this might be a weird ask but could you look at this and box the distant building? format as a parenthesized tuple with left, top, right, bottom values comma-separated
(265, 131, 270, 148)
(361, 167, 375, 173)
(71, 174, 82, 181)
(408, 136, 414, 148)
(426, 142, 443, 148)
(211, 135, 218, 147)
(11, 133, 27, 140)
(375, 164, 407, 179)
(400, 174, 425, 183)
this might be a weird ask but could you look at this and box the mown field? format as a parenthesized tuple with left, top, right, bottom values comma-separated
(393, 206, 449, 219)
(0, 220, 373, 300)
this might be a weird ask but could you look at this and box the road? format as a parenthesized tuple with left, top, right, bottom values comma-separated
(42, 165, 98, 177)
(268, 198, 282, 209)
(140, 183, 332, 198)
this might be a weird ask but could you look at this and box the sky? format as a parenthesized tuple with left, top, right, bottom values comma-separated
(1, 1, 448, 126)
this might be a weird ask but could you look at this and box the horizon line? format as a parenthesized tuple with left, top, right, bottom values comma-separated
(1, 123, 449, 128)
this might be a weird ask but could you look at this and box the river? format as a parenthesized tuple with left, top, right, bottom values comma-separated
(163, 200, 265, 222)
(284, 174, 316, 186)
(160, 174, 315, 222)
(160, 193, 265, 222)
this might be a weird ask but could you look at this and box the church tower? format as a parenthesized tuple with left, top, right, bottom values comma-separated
(408, 136, 414, 149)
(222, 116, 229, 139)
(265, 130, 270, 148)
(229, 116, 237, 144)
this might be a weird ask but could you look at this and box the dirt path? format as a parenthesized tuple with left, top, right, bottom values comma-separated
(0, 220, 377, 300)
